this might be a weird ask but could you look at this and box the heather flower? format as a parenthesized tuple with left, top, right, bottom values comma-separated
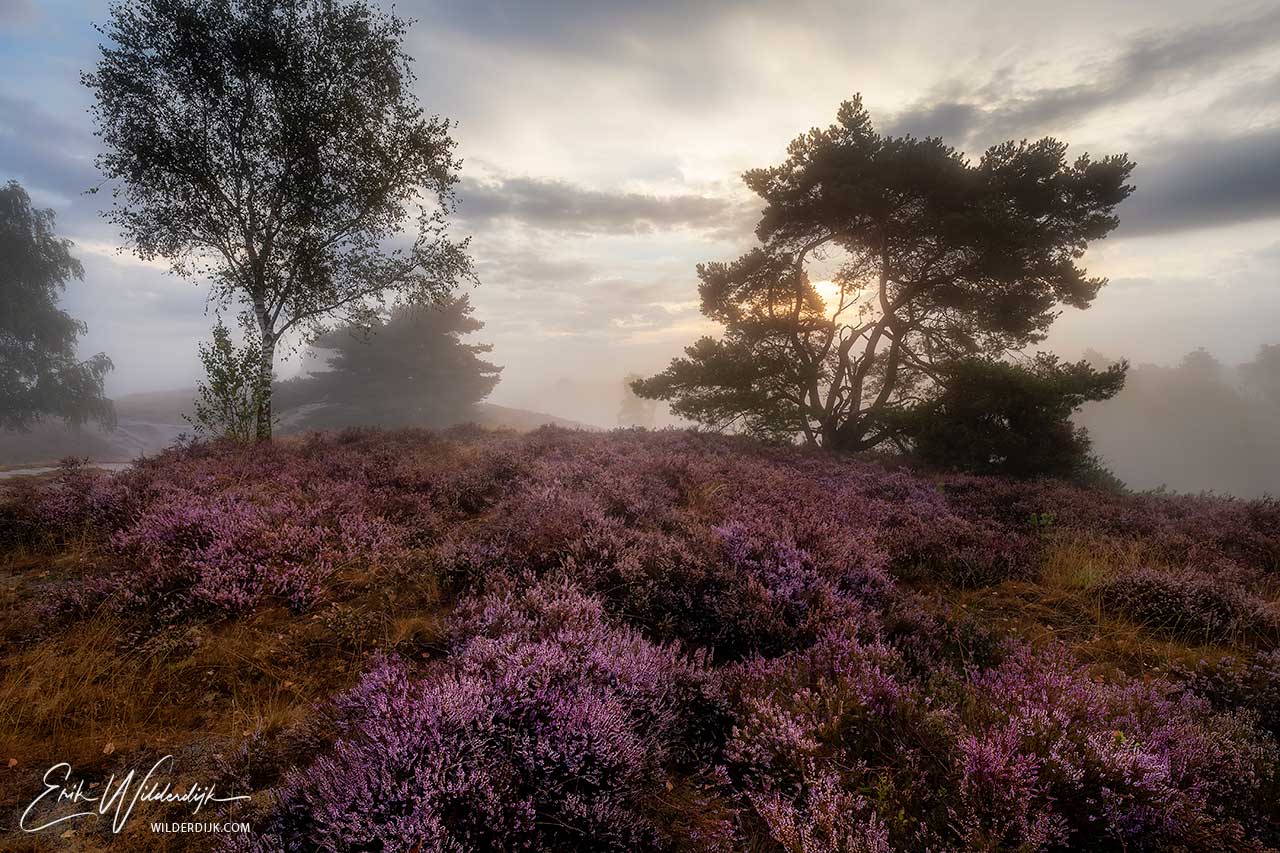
(963, 647, 1279, 847)
(749, 767, 892, 853)
(245, 582, 728, 851)
(726, 628, 957, 844)
(1098, 566, 1280, 645)
(953, 726, 1069, 849)
(1183, 650, 1280, 737)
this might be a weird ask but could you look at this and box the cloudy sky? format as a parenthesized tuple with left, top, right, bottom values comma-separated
(2, 0, 1279, 424)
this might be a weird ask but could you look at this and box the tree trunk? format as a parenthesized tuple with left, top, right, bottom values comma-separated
(255, 332, 276, 442)
(829, 416, 870, 453)
(819, 420, 838, 448)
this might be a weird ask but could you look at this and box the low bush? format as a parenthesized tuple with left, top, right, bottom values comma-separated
(1098, 566, 1280, 645)
(243, 582, 732, 852)
(1182, 650, 1280, 737)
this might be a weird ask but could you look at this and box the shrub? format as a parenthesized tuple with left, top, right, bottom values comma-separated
(1183, 650, 1280, 738)
(1097, 566, 1280, 645)
(187, 317, 268, 442)
(959, 647, 1279, 849)
(723, 640, 1279, 850)
(244, 582, 731, 852)
(747, 769, 892, 853)
(887, 354, 1126, 481)
(725, 630, 957, 848)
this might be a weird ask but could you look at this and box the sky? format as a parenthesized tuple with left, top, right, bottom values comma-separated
(2, 0, 1279, 426)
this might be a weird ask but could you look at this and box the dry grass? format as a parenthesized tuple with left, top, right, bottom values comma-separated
(1037, 534, 1149, 591)
(0, 535, 447, 850)
(977, 533, 1247, 681)
(931, 531, 1245, 685)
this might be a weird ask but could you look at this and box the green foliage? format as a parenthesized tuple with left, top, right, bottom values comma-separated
(1028, 511, 1056, 531)
(187, 318, 268, 442)
(274, 295, 501, 429)
(0, 180, 114, 432)
(635, 96, 1134, 451)
(886, 354, 1127, 479)
(85, 0, 474, 440)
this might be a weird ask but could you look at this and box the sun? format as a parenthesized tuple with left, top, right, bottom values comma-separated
(812, 279, 843, 314)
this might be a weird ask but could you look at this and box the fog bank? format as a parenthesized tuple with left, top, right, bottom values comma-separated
(1077, 346, 1280, 497)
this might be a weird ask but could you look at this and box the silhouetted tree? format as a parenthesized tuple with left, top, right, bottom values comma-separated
(85, 0, 473, 441)
(635, 96, 1134, 450)
(0, 181, 114, 431)
(276, 295, 501, 429)
(886, 354, 1127, 479)
(618, 373, 657, 428)
(1179, 348, 1223, 383)
(1240, 344, 1280, 406)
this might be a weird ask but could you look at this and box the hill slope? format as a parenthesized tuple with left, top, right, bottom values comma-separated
(0, 389, 590, 466)
(2, 428, 1277, 850)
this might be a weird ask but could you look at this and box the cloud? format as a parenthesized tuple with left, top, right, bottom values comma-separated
(473, 245, 597, 289)
(462, 236, 704, 344)
(876, 8, 1280, 238)
(1255, 241, 1280, 264)
(887, 6, 1280, 146)
(0, 93, 103, 231)
(458, 175, 746, 235)
(409, 0, 750, 61)
(1118, 126, 1280, 236)
(402, 0, 769, 113)
(0, 0, 35, 27)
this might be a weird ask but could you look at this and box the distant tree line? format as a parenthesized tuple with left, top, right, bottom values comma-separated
(1076, 346, 1280, 496)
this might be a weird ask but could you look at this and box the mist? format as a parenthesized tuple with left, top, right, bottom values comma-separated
(1076, 346, 1280, 497)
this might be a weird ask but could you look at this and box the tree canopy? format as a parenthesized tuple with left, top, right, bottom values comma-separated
(275, 295, 501, 430)
(85, 0, 473, 440)
(635, 96, 1134, 451)
(886, 353, 1127, 480)
(0, 181, 114, 432)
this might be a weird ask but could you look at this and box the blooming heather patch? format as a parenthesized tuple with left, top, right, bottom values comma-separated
(747, 769, 892, 853)
(10, 427, 1280, 849)
(957, 647, 1278, 848)
(1098, 566, 1280, 645)
(29, 432, 512, 621)
(941, 474, 1280, 573)
(242, 582, 732, 852)
(1183, 650, 1280, 737)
